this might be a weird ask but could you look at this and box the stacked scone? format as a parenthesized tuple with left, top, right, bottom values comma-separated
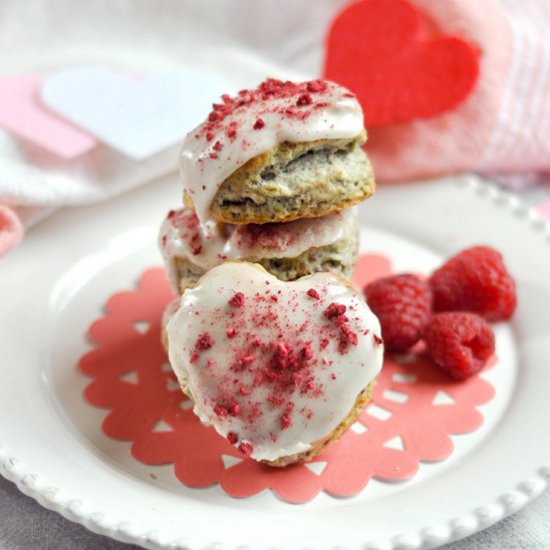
(159, 78, 384, 466)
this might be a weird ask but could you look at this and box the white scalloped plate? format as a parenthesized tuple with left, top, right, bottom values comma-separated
(1, 175, 550, 550)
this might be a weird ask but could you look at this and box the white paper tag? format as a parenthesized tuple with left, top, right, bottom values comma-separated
(40, 66, 233, 160)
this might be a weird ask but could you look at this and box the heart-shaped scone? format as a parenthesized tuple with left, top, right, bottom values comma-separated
(165, 262, 384, 466)
(158, 206, 359, 294)
(324, 0, 480, 126)
(179, 78, 375, 225)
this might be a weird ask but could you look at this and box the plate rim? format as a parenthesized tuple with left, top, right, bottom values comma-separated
(1, 174, 550, 550)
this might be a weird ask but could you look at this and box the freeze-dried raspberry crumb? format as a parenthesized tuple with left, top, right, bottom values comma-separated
(306, 80, 328, 93)
(238, 442, 253, 457)
(213, 405, 228, 417)
(253, 118, 265, 130)
(429, 246, 517, 322)
(228, 292, 245, 307)
(340, 325, 358, 346)
(364, 274, 432, 352)
(338, 325, 358, 354)
(424, 312, 495, 380)
(334, 313, 349, 327)
(301, 343, 313, 360)
(281, 413, 292, 430)
(227, 432, 238, 445)
(324, 302, 347, 320)
(195, 332, 214, 350)
(307, 288, 320, 300)
(296, 93, 312, 106)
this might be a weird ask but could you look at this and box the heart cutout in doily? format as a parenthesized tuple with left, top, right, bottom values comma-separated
(324, 0, 480, 126)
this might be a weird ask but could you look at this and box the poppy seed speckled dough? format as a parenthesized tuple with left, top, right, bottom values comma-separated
(179, 79, 375, 224)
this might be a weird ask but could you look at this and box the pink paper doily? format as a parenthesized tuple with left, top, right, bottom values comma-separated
(79, 254, 496, 504)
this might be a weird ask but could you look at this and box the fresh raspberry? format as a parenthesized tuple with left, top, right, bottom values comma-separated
(424, 312, 495, 380)
(429, 246, 516, 322)
(363, 274, 432, 352)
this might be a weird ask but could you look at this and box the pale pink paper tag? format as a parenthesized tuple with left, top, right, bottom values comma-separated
(0, 75, 97, 158)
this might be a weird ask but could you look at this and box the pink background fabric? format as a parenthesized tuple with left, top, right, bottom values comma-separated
(366, 0, 550, 182)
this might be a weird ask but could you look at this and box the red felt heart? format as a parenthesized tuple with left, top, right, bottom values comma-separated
(324, 0, 480, 126)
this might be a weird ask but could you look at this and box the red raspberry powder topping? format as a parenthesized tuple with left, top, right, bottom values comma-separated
(280, 413, 292, 430)
(196, 78, 338, 143)
(306, 80, 329, 93)
(234, 222, 298, 252)
(296, 93, 312, 106)
(195, 332, 214, 350)
(228, 292, 245, 308)
(324, 302, 347, 320)
(307, 288, 320, 300)
(238, 442, 253, 457)
(181, 271, 379, 455)
(213, 405, 228, 417)
(339, 325, 358, 353)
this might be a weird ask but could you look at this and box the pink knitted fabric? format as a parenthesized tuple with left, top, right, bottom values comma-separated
(362, 0, 550, 182)
(0, 204, 23, 257)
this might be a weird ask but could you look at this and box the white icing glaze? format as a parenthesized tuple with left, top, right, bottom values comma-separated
(158, 207, 357, 293)
(162, 296, 181, 329)
(179, 79, 364, 222)
(166, 262, 383, 462)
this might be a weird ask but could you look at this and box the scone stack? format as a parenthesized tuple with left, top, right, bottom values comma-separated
(159, 78, 383, 466)
(159, 78, 375, 294)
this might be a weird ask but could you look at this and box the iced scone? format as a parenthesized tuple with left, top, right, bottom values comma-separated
(159, 206, 359, 294)
(180, 78, 375, 224)
(165, 262, 384, 466)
